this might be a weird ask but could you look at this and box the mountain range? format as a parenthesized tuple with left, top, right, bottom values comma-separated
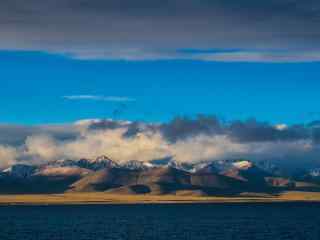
(0, 156, 319, 195)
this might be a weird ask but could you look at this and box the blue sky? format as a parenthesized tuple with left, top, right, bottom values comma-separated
(1, 50, 319, 125)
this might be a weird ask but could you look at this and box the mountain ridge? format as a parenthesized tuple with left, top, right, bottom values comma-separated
(1, 155, 319, 195)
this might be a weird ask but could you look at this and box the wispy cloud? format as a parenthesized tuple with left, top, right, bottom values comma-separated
(63, 95, 135, 102)
(197, 50, 320, 63)
(67, 49, 320, 63)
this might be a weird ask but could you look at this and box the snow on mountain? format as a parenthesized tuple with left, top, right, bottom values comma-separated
(232, 160, 253, 170)
(47, 155, 120, 171)
(309, 168, 320, 177)
(193, 160, 244, 174)
(121, 160, 155, 170)
(192, 159, 285, 177)
(0, 156, 284, 181)
(95, 155, 114, 163)
(91, 155, 120, 169)
(166, 160, 194, 172)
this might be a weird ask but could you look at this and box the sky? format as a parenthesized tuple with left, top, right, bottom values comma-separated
(1, 1, 320, 168)
(1, 51, 320, 125)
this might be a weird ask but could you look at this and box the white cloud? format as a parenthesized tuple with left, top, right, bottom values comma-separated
(198, 51, 320, 63)
(0, 119, 319, 169)
(9, 127, 315, 167)
(0, 145, 18, 169)
(63, 95, 135, 102)
(24, 135, 62, 162)
(65, 49, 320, 63)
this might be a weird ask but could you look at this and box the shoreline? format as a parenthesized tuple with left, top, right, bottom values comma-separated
(1, 191, 320, 206)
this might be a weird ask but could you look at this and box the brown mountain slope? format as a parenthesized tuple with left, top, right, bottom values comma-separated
(222, 165, 271, 188)
(69, 167, 192, 194)
(137, 167, 191, 186)
(191, 172, 244, 189)
(0, 175, 80, 194)
(69, 166, 247, 194)
(68, 168, 140, 192)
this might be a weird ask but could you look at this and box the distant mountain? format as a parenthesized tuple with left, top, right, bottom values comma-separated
(121, 160, 155, 170)
(69, 167, 140, 192)
(194, 159, 246, 174)
(69, 165, 192, 193)
(2, 164, 37, 179)
(138, 166, 191, 187)
(293, 168, 320, 184)
(47, 155, 119, 171)
(255, 160, 283, 176)
(222, 162, 270, 189)
(309, 168, 320, 178)
(69, 165, 243, 195)
(1, 156, 319, 195)
(36, 166, 93, 178)
(194, 159, 295, 189)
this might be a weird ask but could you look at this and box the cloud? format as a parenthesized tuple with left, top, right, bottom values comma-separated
(194, 50, 320, 63)
(1, 116, 320, 170)
(1, 0, 320, 62)
(159, 115, 223, 142)
(24, 135, 62, 163)
(0, 123, 81, 146)
(0, 145, 18, 169)
(156, 116, 310, 143)
(63, 95, 135, 102)
(227, 119, 309, 143)
(68, 49, 320, 63)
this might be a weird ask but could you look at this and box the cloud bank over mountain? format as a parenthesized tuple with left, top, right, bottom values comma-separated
(1, 0, 320, 61)
(0, 117, 319, 169)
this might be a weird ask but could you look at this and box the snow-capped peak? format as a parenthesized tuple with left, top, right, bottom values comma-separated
(309, 168, 320, 177)
(89, 155, 119, 169)
(167, 160, 182, 169)
(232, 160, 253, 170)
(94, 155, 114, 163)
(44, 155, 119, 171)
(121, 160, 154, 170)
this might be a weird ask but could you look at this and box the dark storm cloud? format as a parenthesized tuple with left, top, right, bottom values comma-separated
(87, 119, 159, 138)
(88, 120, 128, 131)
(76, 116, 317, 144)
(0, 125, 37, 146)
(227, 120, 309, 143)
(117, 116, 315, 143)
(1, 0, 320, 61)
(0, 124, 80, 146)
(122, 122, 159, 138)
(160, 115, 223, 142)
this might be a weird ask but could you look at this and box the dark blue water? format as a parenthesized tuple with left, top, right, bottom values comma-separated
(0, 203, 319, 240)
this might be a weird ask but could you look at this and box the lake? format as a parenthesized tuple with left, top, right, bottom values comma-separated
(0, 203, 319, 240)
